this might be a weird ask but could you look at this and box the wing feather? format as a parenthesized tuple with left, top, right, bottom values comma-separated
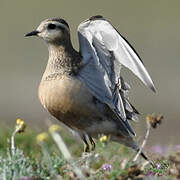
(77, 17, 155, 135)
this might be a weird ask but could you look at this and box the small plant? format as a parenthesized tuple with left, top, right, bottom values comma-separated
(0, 119, 66, 180)
(0, 118, 36, 179)
(1, 114, 180, 179)
(145, 160, 170, 177)
(0, 148, 35, 179)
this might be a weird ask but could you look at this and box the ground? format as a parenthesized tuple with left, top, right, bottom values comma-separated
(0, 118, 179, 180)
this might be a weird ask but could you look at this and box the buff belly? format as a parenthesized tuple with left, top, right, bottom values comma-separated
(38, 75, 102, 130)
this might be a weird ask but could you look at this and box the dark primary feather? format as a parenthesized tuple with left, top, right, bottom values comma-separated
(89, 15, 104, 21)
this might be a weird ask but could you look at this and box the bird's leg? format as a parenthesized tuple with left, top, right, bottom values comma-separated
(88, 136, 96, 151)
(82, 134, 90, 152)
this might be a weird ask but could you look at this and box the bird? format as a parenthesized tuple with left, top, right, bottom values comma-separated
(25, 15, 155, 162)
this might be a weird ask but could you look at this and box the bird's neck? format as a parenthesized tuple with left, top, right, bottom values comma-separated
(42, 43, 81, 81)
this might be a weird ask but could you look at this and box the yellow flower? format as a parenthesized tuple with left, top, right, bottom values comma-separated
(15, 118, 26, 133)
(49, 124, 62, 133)
(99, 135, 108, 143)
(36, 132, 49, 144)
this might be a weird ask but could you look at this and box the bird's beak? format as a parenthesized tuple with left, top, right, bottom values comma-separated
(24, 30, 39, 37)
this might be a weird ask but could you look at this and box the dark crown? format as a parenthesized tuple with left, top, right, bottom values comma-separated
(48, 18, 69, 28)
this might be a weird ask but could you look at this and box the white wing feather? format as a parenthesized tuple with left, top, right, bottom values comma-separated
(77, 18, 155, 135)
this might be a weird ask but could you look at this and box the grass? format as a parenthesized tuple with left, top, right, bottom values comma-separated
(0, 118, 179, 180)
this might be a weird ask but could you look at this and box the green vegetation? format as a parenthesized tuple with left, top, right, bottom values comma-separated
(0, 120, 179, 180)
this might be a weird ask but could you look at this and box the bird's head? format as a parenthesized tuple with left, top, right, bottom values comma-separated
(25, 18, 70, 45)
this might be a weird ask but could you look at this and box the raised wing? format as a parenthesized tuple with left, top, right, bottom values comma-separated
(77, 16, 155, 135)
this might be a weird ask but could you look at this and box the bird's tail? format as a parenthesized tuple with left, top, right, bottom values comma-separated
(111, 134, 154, 166)
(135, 149, 154, 166)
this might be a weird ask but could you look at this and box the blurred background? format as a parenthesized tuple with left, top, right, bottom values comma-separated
(0, 0, 179, 146)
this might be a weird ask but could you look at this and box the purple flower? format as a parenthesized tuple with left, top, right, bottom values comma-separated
(156, 163, 162, 169)
(20, 177, 33, 180)
(102, 163, 112, 171)
(146, 171, 155, 177)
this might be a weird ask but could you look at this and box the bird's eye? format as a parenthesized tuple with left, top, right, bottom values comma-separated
(47, 24, 56, 30)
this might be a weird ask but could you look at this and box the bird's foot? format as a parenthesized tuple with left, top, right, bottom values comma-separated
(84, 143, 91, 153)
(82, 135, 96, 153)
(89, 136, 96, 151)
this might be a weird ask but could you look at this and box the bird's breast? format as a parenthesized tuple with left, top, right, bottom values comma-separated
(38, 75, 100, 128)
